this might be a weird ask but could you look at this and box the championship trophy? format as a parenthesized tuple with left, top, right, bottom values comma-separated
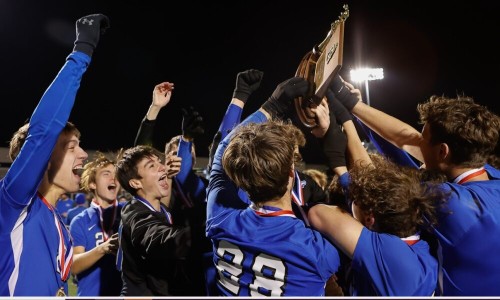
(295, 4, 349, 128)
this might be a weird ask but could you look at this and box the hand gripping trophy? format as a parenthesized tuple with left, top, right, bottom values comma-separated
(294, 4, 349, 128)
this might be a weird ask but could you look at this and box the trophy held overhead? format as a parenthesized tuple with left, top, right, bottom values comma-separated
(295, 4, 349, 128)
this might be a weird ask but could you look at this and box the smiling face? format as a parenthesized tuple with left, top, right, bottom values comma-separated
(48, 131, 88, 194)
(132, 155, 169, 201)
(90, 163, 119, 206)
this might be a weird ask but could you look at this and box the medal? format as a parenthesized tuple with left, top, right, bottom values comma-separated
(56, 287, 66, 296)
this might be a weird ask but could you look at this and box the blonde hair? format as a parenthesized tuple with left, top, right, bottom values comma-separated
(302, 168, 328, 190)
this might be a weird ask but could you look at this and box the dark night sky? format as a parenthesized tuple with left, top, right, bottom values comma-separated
(1, 1, 499, 165)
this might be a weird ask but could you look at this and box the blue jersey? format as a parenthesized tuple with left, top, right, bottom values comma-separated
(206, 110, 340, 296)
(433, 164, 500, 296)
(218, 103, 243, 140)
(356, 118, 419, 168)
(351, 227, 437, 296)
(56, 198, 75, 224)
(69, 202, 124, 296)
(177, 138, 207, 204)
(66, 206, 86, 226)
(0, 51, 90, 296)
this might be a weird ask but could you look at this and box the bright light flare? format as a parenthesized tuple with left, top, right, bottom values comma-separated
(350, 68, 384, 83)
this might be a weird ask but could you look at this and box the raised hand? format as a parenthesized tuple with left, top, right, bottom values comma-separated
(310, 98, 330, 138)
(73, 13, 110, 57)
(329, 75, 360, 112)
(152, 82, 174, 109)
(261, 76, 309, 119)
(320, 107, 347, 170)
(181, 106, 205, 141)
(326, 89, 352, 125)
(165, 150, 182, 178)
(233, 69, 264, 103)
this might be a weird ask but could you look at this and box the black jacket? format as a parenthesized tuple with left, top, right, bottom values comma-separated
(119, 198, 190, 296)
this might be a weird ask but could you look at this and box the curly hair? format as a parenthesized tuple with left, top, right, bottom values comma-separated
(348, 158, 445, 237)
(418, 95, 500, 167)
(222, 120, 302, 203)
(487, 138, 500, 169)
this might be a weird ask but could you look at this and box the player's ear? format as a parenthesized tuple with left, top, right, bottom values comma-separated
(129, 178, 142, 190)
(364, 211, 375, 229)
(89, 182, 97, 190)
(439, 143, 450, 161)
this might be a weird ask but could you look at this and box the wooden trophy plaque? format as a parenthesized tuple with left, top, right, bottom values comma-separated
(295, 4, 349, 128)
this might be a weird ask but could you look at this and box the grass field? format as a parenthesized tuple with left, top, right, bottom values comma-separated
(68, 275, 77, 296)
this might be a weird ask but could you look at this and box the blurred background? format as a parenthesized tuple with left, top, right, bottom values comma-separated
(1, 0, 498, 171)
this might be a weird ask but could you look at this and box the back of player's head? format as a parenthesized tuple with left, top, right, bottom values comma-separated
(223, 120, 302, 202)
(116, 145, 163, 196)
(348, 158, 444, 237)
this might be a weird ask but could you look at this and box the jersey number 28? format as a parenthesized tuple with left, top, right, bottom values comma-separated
(215, 240, 287, 296)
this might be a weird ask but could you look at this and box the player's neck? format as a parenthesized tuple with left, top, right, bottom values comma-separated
(137, 191, 161, 211)
(148, 199, 161, 211)
(262, 194, 293, 211)
(95, 197, 115, 209)
(38, 185, 65, 207)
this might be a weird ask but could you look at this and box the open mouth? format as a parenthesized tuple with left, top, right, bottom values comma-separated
(159, 174, 169, 190)
(108, 184, 117, 192)
(72, 166, 84, 176)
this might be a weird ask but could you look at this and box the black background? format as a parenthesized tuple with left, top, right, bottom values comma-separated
(1, 1, 499, 164)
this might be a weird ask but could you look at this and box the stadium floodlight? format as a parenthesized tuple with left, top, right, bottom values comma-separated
(349, 68, 384, 106)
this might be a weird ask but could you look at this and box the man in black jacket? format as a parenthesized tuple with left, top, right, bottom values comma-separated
(115, 145, 190, 296)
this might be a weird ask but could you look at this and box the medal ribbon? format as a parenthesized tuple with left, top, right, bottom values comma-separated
(453, 167, 486, 184)
(39, 192, 73, 281)
(90, 199, 117, 241)
(135, 196, 173, 224)
(291, 171, 310, 226)
(401, 233, 420, 246)
(291, 171, 304, 206)
(251, 204, 296, 218)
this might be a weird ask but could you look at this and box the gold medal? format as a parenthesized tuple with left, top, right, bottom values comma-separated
(55, 287, 66, 297)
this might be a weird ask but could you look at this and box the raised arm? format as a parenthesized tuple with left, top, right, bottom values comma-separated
(175, 106, 206, 203)
(207, 76, 309, 219)
(356, 119, 420, 168)
(134, 81, 174, 146)
(308, 204, 363, 258)
(326, 89, 372, 169)
(330, 75, 424, 163)
(2, 14, 109, 211)
(207, 69, 264, 173)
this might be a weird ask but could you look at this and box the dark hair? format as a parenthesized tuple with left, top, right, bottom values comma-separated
(116, 145, 163, 196)
(418, 95, 500, 167)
